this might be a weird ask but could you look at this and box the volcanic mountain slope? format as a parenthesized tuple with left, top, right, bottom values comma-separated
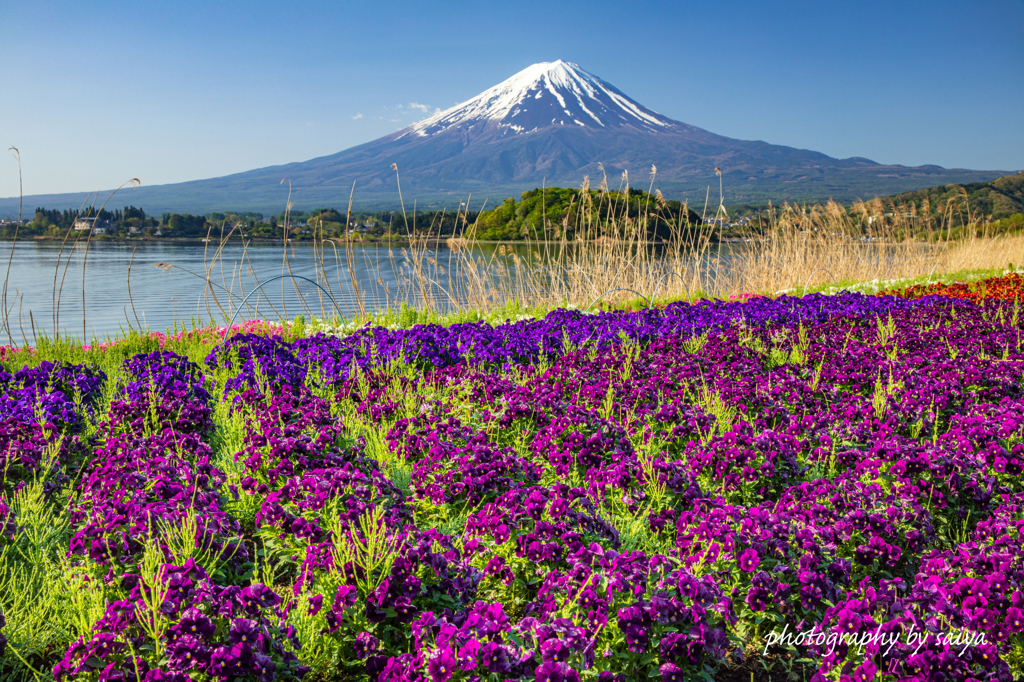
(1, 61, 1011, 213)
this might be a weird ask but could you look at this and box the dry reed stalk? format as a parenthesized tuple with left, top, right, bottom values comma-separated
(1, 147, 23, 345)
(427, 180, 1024, 310)
(80, 178, 141, 340)
(198, 221, 239, 322)
(52, 193, 95, 334)
(127, 245, 141, 329)
(219, 223, 235, 317)
(280, 178, 293, 319)
(17, 292, 27, 347)
(240, 240, 286, 322)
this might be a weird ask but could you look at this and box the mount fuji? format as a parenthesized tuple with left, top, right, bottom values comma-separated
(2, 61, 1009, 213)
(402, 60, 684, 136)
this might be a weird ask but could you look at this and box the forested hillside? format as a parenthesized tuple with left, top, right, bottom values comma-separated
(882, 173, 1024, 220)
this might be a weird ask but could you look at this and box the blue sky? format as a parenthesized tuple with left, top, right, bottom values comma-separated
(3, 0, 1022, 195)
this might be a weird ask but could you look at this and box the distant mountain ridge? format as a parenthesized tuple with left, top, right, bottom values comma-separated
(0, 60, 1014, 215)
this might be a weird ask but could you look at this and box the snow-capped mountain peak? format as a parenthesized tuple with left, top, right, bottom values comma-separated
(404, 60, 683, 138)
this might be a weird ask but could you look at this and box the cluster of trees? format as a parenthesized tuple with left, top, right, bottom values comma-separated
(469, 187, 703, 241)
(156, 207, 483, 241)
(263, 207, 480, 239)
(207, 212, 264, 223)
(162, 213, 208, 237)
(982, 212, 1024, 236)
(0, 206, 160, 238)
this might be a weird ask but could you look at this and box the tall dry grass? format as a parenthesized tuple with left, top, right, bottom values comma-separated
(721, 197, 1024, 296)
(419, 176, 1024, 310)
(405, 169, 721, 310)
(3, 164, 1022, 344)
(187, 187, 1024, 325)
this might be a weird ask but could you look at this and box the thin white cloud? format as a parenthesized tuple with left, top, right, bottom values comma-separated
(408, 102, 431, 114)
(352, 113, 363, 120)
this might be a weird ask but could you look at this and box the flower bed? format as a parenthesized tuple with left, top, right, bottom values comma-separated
(1, 284, 1024, 681)
(881, 272, 1024, 304)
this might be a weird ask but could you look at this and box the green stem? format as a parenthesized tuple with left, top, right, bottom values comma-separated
(5, 639, 48, 680)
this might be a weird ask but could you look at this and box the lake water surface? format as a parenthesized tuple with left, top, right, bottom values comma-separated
(3, 239, 892, 344)
(1, 240, 474, 342)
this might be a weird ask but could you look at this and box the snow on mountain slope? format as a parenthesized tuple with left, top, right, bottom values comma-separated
(404, 60, 692, 138)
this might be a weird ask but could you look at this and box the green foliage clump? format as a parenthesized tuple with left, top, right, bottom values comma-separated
(470, 186, 702, 241)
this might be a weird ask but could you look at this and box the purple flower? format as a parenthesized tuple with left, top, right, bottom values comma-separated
(252, 652, 276, 682)
(660, 632, 686, 661)
(458, 639, 480, 670)
(143, 671, 190, 682)
(333, 584, 358, 612)
(176, 608, 215, 640)
(353, 632, 379, 660)
(617, 605, 652, 653)
(228, 618, 259, 646)
(660, 662, 685, 682)
(541, 638, 569, 663)
(535, 660, 580, 682)
(738, 548, 760, 572)
(166, 635, 208, 671)
(90, 633, 124, 659)
(208, 646, 240, 678)
(239, 583, 280, 610)
(852, 658, 876, 682)
(598, 674, 625, 682)
(480, 641, 510, 673)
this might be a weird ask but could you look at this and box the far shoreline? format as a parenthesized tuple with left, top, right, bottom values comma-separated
(0, 235, 692, 246)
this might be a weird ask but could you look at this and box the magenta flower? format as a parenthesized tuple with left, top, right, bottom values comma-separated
(852, 658, 876, 682)
(427, 648, 457, 682)
(457, 639, 480, 670)
(836, 608, 862, 634)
